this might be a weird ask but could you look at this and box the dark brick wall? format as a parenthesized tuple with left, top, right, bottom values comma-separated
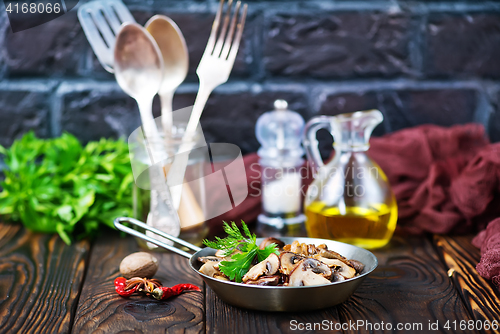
(0, 0, 499, 155)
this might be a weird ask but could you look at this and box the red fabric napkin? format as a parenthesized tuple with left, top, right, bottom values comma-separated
(206, 123, 500, 289)
(472, 218, 500, 288)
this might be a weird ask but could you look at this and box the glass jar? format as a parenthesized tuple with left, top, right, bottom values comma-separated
(129, 109, 209, 248)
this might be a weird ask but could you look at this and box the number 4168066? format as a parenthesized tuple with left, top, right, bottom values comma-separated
(5, 2, 61, 14)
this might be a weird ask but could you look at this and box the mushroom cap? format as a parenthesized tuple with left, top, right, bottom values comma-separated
(279, 252, 305, 275)
(198, 256, 221, 263)
(242, 253, 280, 282)
(314, 257, 356, 279)
(331, 272, 346, 283)
(215, 249, 243, 258)
(288, 259, 332, 287)
(301, 258, 332, 279)
(213, 274, 230, 281)
(244, 275, 280, 286)
(199, 260, 221, 277)
(259, 237, 285, 250)
(348, 259, 365, 274)
(318, 249, 347, 261)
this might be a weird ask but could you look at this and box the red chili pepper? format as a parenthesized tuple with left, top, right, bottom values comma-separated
(114, 277, 138, 297)
(151, 284, 201, 300)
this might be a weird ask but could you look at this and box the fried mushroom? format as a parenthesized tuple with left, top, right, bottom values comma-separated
(318, 249, 347, 261)
(215, 249, 242, 258)
(288, 259, 332, 286)
(348, 259, 365, 274)
(244, 275, 280, 286)
(197, 256, 221, 263)
(279, 252, 305, 275)
(242, 253, 280, 282)
(315, 258, 356, 279)
(259, 237, 285, 250)
(199, 260, 221, 277)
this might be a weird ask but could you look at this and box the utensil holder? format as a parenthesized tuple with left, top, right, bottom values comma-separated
(129, 114, 209, 248)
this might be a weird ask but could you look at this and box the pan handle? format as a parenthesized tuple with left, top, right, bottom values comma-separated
(114, 217, 202, 259)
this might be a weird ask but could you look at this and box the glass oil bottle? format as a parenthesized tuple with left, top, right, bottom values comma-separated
(302, 110, 397, 249)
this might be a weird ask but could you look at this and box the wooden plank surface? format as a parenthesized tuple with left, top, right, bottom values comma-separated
(0, 222, 89, 334)
(72, 233, 204, 334)
(2, 225, 498, 334)
(434, 235, 500, 330)
(206, 287, 343, 334)
(337, 236, 472, 334)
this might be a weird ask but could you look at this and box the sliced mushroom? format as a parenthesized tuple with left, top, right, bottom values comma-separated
(348, 259, 365, 274)
(215, 249, 242, 258)
(306, 244, 320, 256)
(316, 244, 328, 251)
(318, 249, 347, 261)
(199, 261, 221, 277)
(244, 275, 280, 286)
(259, 237, 285, 250)
(331, 272, 346, 283)
(315, 258, 356, 279)
(213, 274, 230, 281)
(242, 253, 280, 282)
(285, 242, 324, 257)
(289, 241, 304, 255)
(215, 249, 226, 258)
(288, 259, 332, 286)
(312, 255, 338, 267)
(301, 258, 332, 279)
(198, 256, 221, 263)
(279, 252, 305, 275)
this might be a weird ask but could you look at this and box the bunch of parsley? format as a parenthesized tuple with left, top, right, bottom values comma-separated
(0, 132, 134, 244)
(203, 221, 279, 282)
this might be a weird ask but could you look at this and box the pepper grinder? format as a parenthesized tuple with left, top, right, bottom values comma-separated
(255, 99, 306, 237)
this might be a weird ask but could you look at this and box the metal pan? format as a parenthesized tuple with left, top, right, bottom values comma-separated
(114, 217, 378, 312)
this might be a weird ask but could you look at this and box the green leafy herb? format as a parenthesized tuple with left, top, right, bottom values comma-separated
(0, 131, 134, 244)
(203, 221, 279, 282)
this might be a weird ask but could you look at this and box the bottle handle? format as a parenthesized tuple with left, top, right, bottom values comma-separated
(303, 116, 333, 171)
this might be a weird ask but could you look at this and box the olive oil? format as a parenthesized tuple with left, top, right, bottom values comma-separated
(305, 201, 397, 249)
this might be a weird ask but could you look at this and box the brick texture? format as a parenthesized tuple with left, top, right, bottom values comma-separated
(58, 83, 141, 143)
(0, 0, 497, 156)
(319, 88, 478, 133)
(171, 85, 309, 154)
(0, 82, 53, 147)
(2, 11, 86, 77)
(488, 89, 500, 143)
(263, 11, 416, 78)
(425, 12, 500, 78)
(87, 10, 253, 79)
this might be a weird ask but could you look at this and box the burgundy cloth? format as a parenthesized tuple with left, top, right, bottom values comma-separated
(206, 123, 500, 289)
(472, 219, 500, 288)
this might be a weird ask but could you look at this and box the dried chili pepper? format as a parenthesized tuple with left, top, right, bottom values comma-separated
(114, 277, 199, 300)
(114, 277, 138, 297)
(114, 277, 163, 297)
(151, 284, 201, 300)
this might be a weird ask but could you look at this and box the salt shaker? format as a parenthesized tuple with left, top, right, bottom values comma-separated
(256, 99, 306, 236)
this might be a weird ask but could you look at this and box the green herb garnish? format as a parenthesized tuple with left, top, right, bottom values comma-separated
(203, 221, 279, 282)
(0, 131, 134, 244)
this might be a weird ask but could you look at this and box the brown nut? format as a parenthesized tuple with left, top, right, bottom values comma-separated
(119, 252, 159, 279)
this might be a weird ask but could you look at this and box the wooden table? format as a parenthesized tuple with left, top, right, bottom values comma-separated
(1, 222, 499, 334)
